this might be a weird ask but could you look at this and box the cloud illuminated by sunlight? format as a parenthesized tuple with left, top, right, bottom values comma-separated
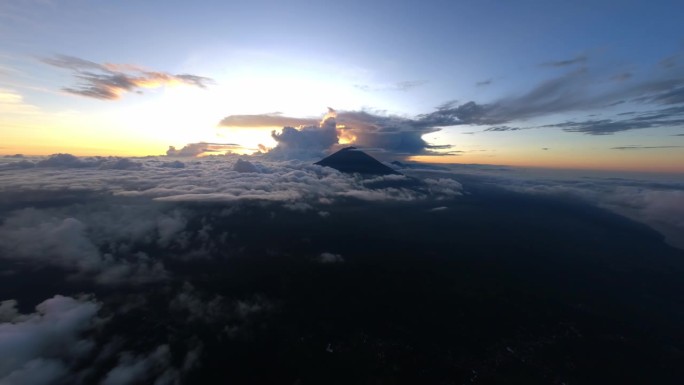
(43, 55, 213, 100)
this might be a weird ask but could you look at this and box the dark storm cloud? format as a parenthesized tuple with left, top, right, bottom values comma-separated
(541, 54, 587, 67)
(42, 55, 213, 100)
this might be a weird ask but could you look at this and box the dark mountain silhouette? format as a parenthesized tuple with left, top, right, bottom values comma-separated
(315, 147, 400, 175)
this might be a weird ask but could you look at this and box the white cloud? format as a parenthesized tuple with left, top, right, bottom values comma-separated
(318, 252, 344, 263)
(407, 166, 684, 249)
(0, 155, 462, 205)
(0, 295, 100, 385)
(100, 345, 175, 385)
(0, 206, 174, 285)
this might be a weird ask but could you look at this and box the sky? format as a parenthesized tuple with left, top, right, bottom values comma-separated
(1, 0, 684, 172)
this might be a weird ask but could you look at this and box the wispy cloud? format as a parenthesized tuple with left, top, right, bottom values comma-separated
(354, 80, 427, 92)
(660, 55, 679, 69)
(42, 55, 213, 100)
(610, 145, 683, 150)
(0, 88, 40, 116)
(611, 72, 633, 82)
(166, 142, 244, 157)
(542, 106, 684, 135)
(541, 54, 587, 67)
(419, 63, 684, 135)
(219, 113, 318, 128)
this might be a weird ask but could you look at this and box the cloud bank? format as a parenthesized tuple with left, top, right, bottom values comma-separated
(405, 164, 684, 249)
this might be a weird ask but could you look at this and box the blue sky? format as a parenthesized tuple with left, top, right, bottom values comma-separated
(1, 0, 683, 171)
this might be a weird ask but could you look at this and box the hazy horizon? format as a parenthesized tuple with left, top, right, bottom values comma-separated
(2, 1, 684, 172)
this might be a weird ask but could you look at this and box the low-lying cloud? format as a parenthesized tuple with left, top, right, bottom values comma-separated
(406, 164, 684, 249)
(0, 295, 100, 384)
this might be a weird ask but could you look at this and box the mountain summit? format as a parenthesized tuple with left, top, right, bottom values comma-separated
(314, 147, 400, 176)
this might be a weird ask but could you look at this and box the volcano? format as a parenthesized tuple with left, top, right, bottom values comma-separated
(314, 147, 400, 175)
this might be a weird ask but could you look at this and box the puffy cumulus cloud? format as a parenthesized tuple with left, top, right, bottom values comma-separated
(220, 108, 456, 159)
(0, 295, 101, 385)
(36, 153, 91, 168)
(266, 109, 340, 160)
(170, 282, 225, 323)
(42, 55, 212, 100)
(169, 283, 273, 340)
(0, 292, 204, 384)
(0, 205, 182, 285)
(232, 158, 259, 173)
(98, 158, 143, 170)
(100, 345, 184, 385)
(317, 252, 344, 263)
(166, 142, 244, 157)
